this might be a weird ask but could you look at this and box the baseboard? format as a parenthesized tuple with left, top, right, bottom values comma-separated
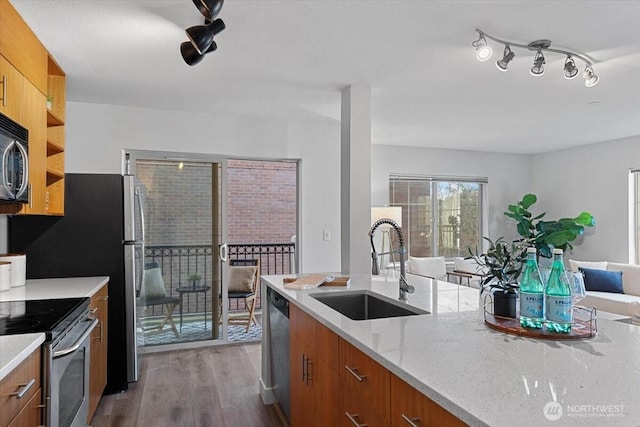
(259, 377, 277, 405)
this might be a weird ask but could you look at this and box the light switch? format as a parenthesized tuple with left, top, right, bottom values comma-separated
(323, 229, 331, 241)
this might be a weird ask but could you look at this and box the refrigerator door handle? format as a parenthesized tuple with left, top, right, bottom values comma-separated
(123, 175, 136, 242)
(219, 243, 228, 262)
(123, 243, 139, 382)
(135, 187, 146, 243)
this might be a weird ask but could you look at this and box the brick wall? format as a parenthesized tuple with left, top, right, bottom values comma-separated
(136, 159, 297, 246)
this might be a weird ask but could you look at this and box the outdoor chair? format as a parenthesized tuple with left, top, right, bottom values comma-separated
(407, 256, 448, 281)
(138, 262, 180, 337)
(448, 257, 488, 288)
(225, 259, 260, 333)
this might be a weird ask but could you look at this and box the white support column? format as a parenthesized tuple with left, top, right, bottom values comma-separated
(340, 85, 371, 274)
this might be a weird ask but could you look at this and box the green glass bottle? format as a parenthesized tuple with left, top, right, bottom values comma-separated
(544, 248, 573, 333)
(519, 247, 544, 329)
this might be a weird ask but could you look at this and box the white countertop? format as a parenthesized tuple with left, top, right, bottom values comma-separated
(0, 333, 45, 381)
(0, 276, 109, 302)
(0, 276, 109, 382)
(263, 273, 640, 427)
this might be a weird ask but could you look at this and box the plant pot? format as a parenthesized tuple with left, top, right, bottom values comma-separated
(189, 279, 201, 289)
(493, 291, 517, 318)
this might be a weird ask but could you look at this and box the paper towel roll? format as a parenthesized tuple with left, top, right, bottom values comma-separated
(0, 254, 26, 287)
(0, 261, 10, 292)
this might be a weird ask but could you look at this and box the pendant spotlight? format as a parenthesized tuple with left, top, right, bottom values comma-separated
(181, 0, 225, 66)
(473, 29, 599, 87)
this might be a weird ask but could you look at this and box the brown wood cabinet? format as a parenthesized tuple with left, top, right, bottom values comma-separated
(88, 283, 109, 423)
(288, 300, 468, 427)
(390, 374, 467, 427)
(0, 0, 65, 216)
(289, 304, 339, 427)
(0, 347, 42, 427)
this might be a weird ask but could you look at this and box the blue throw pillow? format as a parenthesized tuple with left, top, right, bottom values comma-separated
(579, 267, 624, 293)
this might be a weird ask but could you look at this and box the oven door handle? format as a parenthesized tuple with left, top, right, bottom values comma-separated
(53, 318, 99, 359)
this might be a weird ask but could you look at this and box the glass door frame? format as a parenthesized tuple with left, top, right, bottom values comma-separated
(125, 149, 229, 350)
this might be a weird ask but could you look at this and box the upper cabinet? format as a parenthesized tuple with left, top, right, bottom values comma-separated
(0, 0, 66, 215)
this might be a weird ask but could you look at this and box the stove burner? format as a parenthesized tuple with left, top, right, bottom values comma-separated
(0, 318, 41, 334)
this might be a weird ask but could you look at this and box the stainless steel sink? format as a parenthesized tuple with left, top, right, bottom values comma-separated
(310, 290, 429, 320)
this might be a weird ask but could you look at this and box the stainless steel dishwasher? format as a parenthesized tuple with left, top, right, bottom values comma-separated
(267, 287, 290, 421)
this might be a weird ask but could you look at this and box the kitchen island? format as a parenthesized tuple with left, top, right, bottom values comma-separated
(261, 273, 640, 426)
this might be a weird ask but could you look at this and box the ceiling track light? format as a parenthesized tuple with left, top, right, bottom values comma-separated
(473, 28, 599, 87)
(496, 45, 515, 71)
(182, 0, 226, 66)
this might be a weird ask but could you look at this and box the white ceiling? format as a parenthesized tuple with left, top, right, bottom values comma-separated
(11, 0, 640, 154)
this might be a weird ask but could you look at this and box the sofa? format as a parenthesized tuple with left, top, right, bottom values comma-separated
(569, 259, 640, 321)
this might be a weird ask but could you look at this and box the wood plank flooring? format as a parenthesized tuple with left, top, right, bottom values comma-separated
(92, 343, 284, 427)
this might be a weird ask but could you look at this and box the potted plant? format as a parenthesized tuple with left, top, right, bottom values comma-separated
(469, 237, 529, 318)
(188, 272, 202, 288)
(46, 94, 54, 110)
(505, 193, 595, 259)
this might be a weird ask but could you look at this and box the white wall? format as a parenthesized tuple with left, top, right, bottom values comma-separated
(532, 135, 640, 263)
(372, 145, 533, 243)
(66, 102, 342, 273)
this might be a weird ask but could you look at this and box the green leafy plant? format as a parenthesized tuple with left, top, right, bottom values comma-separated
(188, 272, 202, 282)
(469, 237, 529, 294)
(504, 193, 595, 258)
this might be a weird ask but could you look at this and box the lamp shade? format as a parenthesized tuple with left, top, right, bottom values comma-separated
(186, 19, 225, 55)
(371, 207, 402, 228)
(192, 0, 224, 21)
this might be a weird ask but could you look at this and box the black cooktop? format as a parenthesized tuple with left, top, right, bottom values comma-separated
(0, 298, 89, 341)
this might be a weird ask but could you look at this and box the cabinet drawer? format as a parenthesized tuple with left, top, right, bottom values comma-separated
(340, 382, 387, 427)
(390, 374, 467, 427)
(7, 388, 42, 427)
(0, 349, 41, 426)
(339, 338, 390, 419)
(290, 304, 315, 342)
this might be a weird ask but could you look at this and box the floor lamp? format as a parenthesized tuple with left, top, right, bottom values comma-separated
(371, 207, 403, 275)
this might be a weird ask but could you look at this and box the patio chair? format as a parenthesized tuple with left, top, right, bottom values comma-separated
(407, 256, 447, 281)
(448, 257, 488, 288)
(226, 259, 260, 333)
(138, 262, 180, 337)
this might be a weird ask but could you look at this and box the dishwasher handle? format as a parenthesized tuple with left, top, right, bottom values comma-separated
(268, 287, 289, 318)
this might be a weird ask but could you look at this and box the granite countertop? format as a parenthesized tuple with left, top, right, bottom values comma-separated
(262, 273, 640, 427)
(0, 276, 109, 382)
(0, 276, 109, 302)
(0, 333, 45, 381)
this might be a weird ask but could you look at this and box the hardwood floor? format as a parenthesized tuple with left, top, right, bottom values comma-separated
(92, 343, 284, 427)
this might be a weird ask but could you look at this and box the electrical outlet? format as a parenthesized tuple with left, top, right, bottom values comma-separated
(323, 229, 331, 241)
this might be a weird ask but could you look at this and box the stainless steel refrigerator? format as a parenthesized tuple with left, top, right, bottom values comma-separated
(8, 173, 144, 393)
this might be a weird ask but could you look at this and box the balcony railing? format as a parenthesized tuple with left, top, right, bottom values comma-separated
(143, 242, 295, 317)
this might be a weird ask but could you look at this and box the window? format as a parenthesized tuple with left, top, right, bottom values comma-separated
(389, 175, 486, 259)
(631, 169, 640, 264)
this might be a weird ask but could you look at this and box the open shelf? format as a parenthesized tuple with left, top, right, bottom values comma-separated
(47, 139, 64, 155)
(46, 109, 64, 126)
(46, 168, 64, 181)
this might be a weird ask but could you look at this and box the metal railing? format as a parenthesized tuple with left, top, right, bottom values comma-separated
(143, 242, 295, 316)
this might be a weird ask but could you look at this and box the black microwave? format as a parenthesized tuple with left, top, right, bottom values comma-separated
(0, 112, 29, 203)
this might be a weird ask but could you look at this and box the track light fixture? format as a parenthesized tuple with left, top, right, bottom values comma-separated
(496, 45, 515, 71)
(473, 28, 599, 87)
(182, 0, 225, 66)
(530, 50, 545, 76)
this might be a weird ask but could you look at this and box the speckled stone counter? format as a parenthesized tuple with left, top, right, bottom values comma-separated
(262, 273, 640, 427)
(0, 276, 109, 302)
(0, 333, 45, 381)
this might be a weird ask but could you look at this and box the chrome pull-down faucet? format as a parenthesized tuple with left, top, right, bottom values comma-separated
(369, 218, 415, 301)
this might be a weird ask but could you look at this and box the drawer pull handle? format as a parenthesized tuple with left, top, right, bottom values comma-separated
(10, 378, 35, 399)
(401, 414, 421, 427)
(90, 307, 99, 314)
(345, 412, 367, 427)
(1, 75, 6, 106)
(100, 295, 109, 301)
(344, 365, 367, 382)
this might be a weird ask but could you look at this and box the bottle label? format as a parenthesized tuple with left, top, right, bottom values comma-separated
(520, 292, 543, 318)
(546, 296, 572, 323)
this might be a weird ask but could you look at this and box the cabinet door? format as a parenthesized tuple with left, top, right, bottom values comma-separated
(88, 284, 109, 422)
(7, 388, 42, 427)
(289, 333, 312, 427)
(390, 374, 467, 427)
(0, 55, 24, 123)
(339, 338, 390, 420)
(17, 78, 46, 214)
(0, 348, 41, 426)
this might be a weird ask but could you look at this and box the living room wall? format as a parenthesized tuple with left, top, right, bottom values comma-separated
(532, 135, 640, 264)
